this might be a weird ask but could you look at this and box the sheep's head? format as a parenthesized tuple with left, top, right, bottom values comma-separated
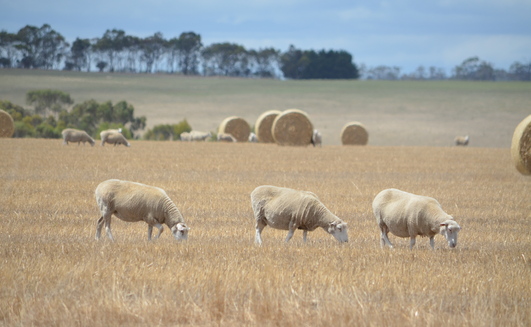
(328, 221, 348, 243)
(171, 223, 189, 241)
(440, 219, 461, 248)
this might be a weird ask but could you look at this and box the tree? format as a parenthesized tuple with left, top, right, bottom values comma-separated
(15, 24, 68, 69)
(249, 47, 280, 78)
(93, 29, 127, 72)
(508, 61, 531, 81)
(139, 32, 165, 73)
(26, 89, 74, 117)
(453, 56, 495, 80)
(66, 38, 91, 71)
(172, 32, 202, 75)
(202, 43, 249, 76)
(0, 30, 18, 68)
(280, 46, 359, 79)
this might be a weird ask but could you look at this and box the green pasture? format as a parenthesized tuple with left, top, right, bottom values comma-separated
(1, 69, 530, 146)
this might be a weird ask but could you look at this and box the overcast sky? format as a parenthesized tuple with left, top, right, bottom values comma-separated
(2, 0, 530, 73)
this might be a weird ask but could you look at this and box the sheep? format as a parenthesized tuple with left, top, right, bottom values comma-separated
(248, 132, 258, 143)
(61, 128, 95, 146)
(180, 132, 192, 141)
(250, 185, 348, 245)
(101, 132, 130, 147)
(311, 129, 322, 147)
(100, 128, 122, 146)
(95, 179, 189, 241)
(372, 188, 461, 249)
(217, 133, 237, 142)
(190, 131, 212, 141)
(454, 135, 469, 146)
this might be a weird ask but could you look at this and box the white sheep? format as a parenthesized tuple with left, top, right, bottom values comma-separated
(248, 132, 258, 143)
(454, 135, 469, 146)
(180, 132, 192, 141)
(217, 133, 237, 142)
(190, 131, 212, 141)
(100, 128, 122, 146)
(251, 185, 348, 245)
(101, 132, 130, 147)
(372, 188, 461, 249)
(61, 128, 95, 146)
(95, 179, 189, 241)
(311, 129, 322, 147)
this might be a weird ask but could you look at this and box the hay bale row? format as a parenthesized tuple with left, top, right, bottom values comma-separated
(341, 122, 369, 145)
(511, 114, 531, 175)
(0, 109, 15, 138)
(255, 110, 281, 143)
(218, 116, 251, 142)
(271, 109, 313, 146)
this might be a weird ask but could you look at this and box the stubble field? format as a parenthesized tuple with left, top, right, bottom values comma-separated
(1, 139, 530, 326)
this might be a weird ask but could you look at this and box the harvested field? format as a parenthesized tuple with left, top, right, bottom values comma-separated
(1, 139, 530, 326)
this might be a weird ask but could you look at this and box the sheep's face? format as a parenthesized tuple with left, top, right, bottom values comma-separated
(171, 223, 189, 241)
(440, 220, 461, 248)
(328, 221, 348, 243)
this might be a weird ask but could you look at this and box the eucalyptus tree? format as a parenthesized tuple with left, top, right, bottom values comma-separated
(139, 32, 166, 73)
(93, 29, 128, 72)
(249, 47, 280, 78)
(202, 42, 249, 76)
(0, 30, 18, 67)
(15, 24, 69, 69)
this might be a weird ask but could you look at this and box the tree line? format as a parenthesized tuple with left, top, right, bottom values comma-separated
(1, 24, 530, 81)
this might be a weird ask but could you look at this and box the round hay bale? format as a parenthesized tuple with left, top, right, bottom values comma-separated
(511, 114, 531, 175)
(255, 110, 281, 143)
(0, 109, 15, 138)
(341, 122, 369, 145)
(218, 116, 251, 142)
(272, 109, 313, 146)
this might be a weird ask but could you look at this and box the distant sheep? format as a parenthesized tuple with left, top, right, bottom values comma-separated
(217, 133, 237, 142)
(95, 179, 189, 241)
(311, 129, 322, 147)
(190, 131, 212, 141)
(180, 132, 192, 141)
(100, 128, 122, 146)
(372, 188, 461, 249)
(251, 185, 348, 244)
(62, 128, 95, 146)
(454, 135, 469, 146)
(248, 132, 258, 143)
(101, 132, 130, 147)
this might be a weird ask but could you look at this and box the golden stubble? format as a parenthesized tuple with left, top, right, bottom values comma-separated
(0, 139, 530, 326)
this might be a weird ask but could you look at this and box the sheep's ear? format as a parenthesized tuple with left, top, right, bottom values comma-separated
(328, 222, 337, 233)
(440, 222, 447, 227)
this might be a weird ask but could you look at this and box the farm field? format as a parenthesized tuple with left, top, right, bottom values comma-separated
(1, 69, 530, 147)
(0, 139, 530, 326)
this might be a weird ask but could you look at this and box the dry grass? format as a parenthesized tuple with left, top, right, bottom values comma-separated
(1, 139, 530, 326)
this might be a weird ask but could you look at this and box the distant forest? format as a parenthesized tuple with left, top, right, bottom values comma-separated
(1, 24, 530, 81)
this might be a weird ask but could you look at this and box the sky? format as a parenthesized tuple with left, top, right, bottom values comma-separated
(1, 0, 531, 74)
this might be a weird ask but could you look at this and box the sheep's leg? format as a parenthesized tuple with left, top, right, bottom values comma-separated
(104, 214, 115, 241)
(409, 237, 416, 249)
(96, 216, 104, 240)
(147, 225, 153, 240)
(152, 223, 164, 240)
(255, 220, 266, 245)
(379, 223, 393, 248)
(285, 222, 297, 242)
(429, 236, 435, 249)
(303, 230, 308, 242)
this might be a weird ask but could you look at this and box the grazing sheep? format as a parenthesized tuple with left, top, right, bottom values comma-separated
(311, 129, 322, 147)
(251, 185, 348, 245)
(101, 132, 130, 147)
(180, 132, 192, 141)
(372, 188, 461, 249)
(62, 128, 95, 146)
(190, 131, 212, 141)
(100, 128, 122, 146)
(454, 135, 469, 146)
(95, 179, 189, 241)
(217, 133, 237, 142)
(248, 132, 258, 143)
